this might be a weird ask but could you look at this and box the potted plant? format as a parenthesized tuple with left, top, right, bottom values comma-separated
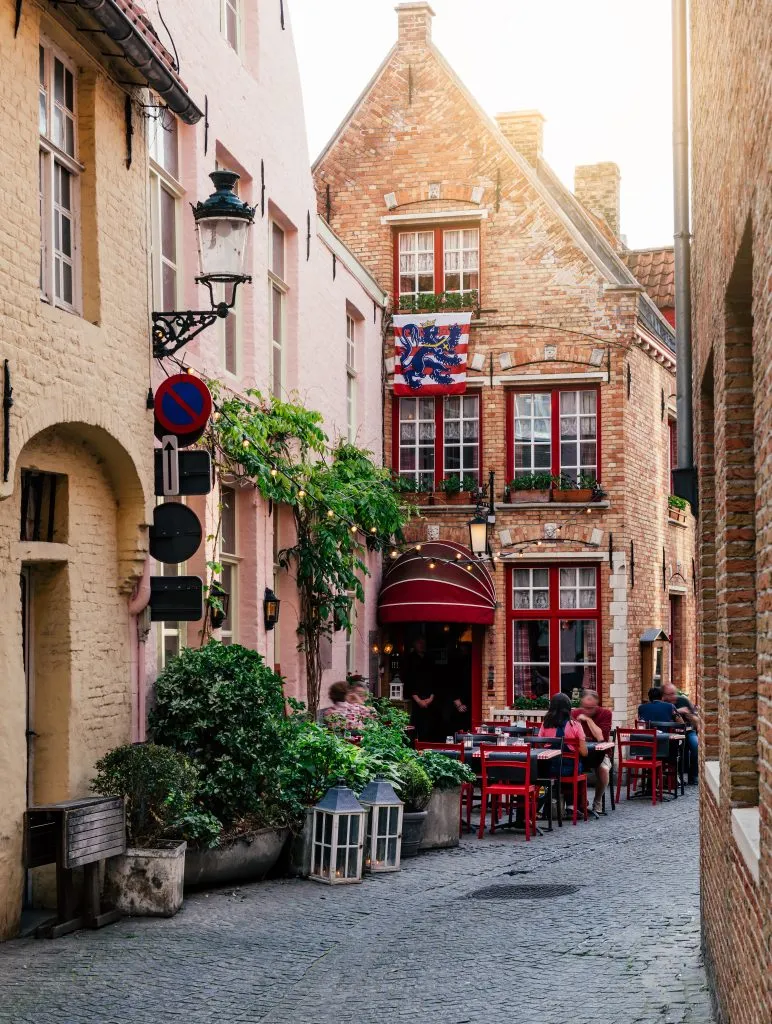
(552, 472, 597, 503)
(394, 758, 433, 857)
(418, 751, 475, 850)
(94, 743, 210, 917)
(505, 471, 553, 503)
(393, 474, 435, 506)
(668, 494, 688, 523)
(150, 642, 291, 888)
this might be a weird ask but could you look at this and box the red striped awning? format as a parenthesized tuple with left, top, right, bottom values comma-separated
(378, 541, 496, 625)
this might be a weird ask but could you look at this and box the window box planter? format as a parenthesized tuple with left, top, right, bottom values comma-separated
(507, 489, 551, 504)
(553, 488, 595, 503)
(668, 506, 687, 524)
(401, 491, 436, 506)
(104, 841, 186, 918)
(183, 828, 289, 889)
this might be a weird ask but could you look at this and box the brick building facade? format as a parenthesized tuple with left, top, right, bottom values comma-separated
(313, 3, 695, 729)
(691, 1, 771, 1019)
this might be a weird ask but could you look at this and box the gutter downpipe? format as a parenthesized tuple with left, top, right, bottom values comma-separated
(672, 0, 698, 511)
(128, 558, 152, 742)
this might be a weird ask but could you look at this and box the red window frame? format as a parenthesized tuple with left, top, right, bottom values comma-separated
(391, 393, 483, 490)
(392, 224, 481, 303)
(506, 564, 602, 701)
(505, 386, 602, 484)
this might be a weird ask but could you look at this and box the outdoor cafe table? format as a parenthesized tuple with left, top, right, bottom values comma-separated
(627, 729, 686, 799)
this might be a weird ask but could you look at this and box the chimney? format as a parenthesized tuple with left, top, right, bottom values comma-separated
(574, 162, 621, 237)
(495, 110, 545, 166)
(396, 2, 435, 49)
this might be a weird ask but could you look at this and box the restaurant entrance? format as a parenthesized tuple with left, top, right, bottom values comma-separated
(391, 622, 483, 740)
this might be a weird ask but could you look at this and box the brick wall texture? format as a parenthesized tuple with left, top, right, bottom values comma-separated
(691, 0, 772, 1020)
(314, 4, 695, 728)
(0, 0, 154, 939)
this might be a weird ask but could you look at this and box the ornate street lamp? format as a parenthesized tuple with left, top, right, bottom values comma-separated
(468, 513, 488, 557)
(153, 171, 255, 358)
(263, 587, 280, 631)
(309, 781, 367, 884)
(359, 776, 403, 873)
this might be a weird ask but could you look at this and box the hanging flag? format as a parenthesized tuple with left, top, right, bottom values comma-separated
(393, 311, 470, 395)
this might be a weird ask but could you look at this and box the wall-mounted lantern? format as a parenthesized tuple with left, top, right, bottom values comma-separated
(263, 587, 280, 631)
(208, 579, 230, 630)
(468, 513, 488, 557)
(153, 171, 255, 358)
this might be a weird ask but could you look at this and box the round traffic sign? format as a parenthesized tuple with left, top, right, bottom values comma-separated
(154, 374, 212, 436)
(149, 502, 203, 564)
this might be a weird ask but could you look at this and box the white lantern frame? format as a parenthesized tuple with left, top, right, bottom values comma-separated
(309, 782, 367, 885)
(359, 776, 404, 873)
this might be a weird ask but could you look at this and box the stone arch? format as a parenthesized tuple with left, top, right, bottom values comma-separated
(2, 391, 152, 591)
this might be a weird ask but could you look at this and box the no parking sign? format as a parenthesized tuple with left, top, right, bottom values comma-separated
(153, 373, 212, 446)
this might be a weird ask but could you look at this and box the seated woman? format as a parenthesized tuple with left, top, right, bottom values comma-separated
(322, 681, 373, 734)
(538, 692, 588, 775)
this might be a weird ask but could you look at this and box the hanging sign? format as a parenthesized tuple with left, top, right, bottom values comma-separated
(154, 374, 212, 441)
(149, 502, 203, 564)
(149, 576, 204, 622)
(154, 449, 212, 497)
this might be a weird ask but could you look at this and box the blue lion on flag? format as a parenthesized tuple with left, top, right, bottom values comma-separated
(399, 320, 464, 390)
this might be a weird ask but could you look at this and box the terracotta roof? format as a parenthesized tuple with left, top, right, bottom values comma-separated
(112, 0, 179, 78)
(622, 248, 675, 309)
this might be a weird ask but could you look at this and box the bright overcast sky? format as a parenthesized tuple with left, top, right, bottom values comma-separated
(292, 0, 675, 251)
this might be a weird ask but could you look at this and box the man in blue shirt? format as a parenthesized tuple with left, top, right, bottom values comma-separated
(637, 687, 679, 725)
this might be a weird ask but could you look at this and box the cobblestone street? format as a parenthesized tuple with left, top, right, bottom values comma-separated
(0, 791, 715, 1024)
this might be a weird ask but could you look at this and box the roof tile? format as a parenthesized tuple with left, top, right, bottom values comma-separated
(622, 248, 675, 308)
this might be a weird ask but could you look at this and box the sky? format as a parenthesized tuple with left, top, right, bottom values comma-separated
(291, 0, 675, 251)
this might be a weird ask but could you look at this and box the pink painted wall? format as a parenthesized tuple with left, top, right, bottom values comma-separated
(146, 0, 385, 705)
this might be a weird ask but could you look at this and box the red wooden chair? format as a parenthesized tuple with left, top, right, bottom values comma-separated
(415, 741, 474, 834)
(477, 745, 540, 841)
(616, 728, 664, 805)
(557, 747, 589, 825)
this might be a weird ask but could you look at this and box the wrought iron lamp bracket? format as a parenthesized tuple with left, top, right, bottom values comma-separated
(152, 276, 250, 359)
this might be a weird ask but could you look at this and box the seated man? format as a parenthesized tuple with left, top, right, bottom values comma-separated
(662, 683, 699, 784)
(571, 689, 612, 814)
(637, 686, 679, 726)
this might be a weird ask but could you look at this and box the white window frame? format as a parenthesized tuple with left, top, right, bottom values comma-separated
(39, 37, 82, 313)
(148, 112, 182, 312)
(346, 313, 357, 443)
(345, 589, 356, 676)
(443, 394, 480, 482)
(559, 390, 597, 483)
(513, 392, 552, 479)
(398, 396, 435, 491)
(398, 230, 435, 300)
(443, 228, 479, 295)
(219, 484, 239, 645)
(558, 567, 597, 611)
(512, 567, 550, 611)
(221, 0, 242, 52)
(269, 220, 287, 398)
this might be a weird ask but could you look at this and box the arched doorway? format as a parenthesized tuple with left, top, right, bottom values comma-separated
(378, 542, 495, 738)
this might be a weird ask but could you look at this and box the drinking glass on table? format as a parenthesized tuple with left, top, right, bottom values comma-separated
(446, 735, 454, 744)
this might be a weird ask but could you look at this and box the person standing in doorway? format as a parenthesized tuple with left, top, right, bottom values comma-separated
(404, 636, 438, 741)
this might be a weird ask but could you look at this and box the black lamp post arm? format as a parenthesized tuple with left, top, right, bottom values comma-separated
(152, 275, 251, 359)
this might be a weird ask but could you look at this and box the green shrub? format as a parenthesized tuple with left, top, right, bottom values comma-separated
(149, 642, 289, 834)
(419, 750, 475, 791)
(393, 758, 433, 812)
(510, 695, 550, 710)
(438, 475, 462, 496)
(509, 472, 553, 491)
(91, 743, 218, 847)
(668, 494, 688, 511)
(461, 473, 479, 493)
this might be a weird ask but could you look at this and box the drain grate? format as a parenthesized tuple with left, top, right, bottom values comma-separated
(466, 883, 579, 900)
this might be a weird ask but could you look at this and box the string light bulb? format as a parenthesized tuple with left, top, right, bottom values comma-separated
(212, 411, 221, 422)
(350, 525, 357, 534)
(327, 508, 335, 518)
(465, 563, 474, 572)
(427, 560, 436, 570)
(455, 552, 463, 560)
(415, 544, 422, 552)
(390, 549, 399, 559)
(241, 439, 250, 449)
(297, 489, 306, 499)
(369, 526, 377, 534)
(270, 468, 278, 477)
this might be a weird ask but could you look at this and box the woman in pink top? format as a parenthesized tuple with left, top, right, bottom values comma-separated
(538, 692, 588, 775)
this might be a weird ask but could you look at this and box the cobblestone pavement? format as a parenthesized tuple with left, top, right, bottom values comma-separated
(0, 790, 715, 1024)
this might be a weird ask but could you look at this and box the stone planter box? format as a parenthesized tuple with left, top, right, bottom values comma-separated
(104, 841, 186, 918)
(420, 787, 461, 851)
(184, 828, 288, 889)
(401, 810, 428, 858)
(507, 489, 551, 503)
(553, 488, 594, 503)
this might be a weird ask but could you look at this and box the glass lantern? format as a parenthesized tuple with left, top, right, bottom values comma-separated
(310, 781, 367, 885)
(389, 673, 404, 701)
(192, 171, 255, 287)
(359, 776, 404, 873)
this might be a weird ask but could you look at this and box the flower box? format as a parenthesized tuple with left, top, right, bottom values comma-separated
(507, 489, 551, 504)
(668, 506, 687, 524)
(553, 488, 594, 503)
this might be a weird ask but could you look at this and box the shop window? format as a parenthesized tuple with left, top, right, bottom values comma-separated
(509, 565, 599, 699)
